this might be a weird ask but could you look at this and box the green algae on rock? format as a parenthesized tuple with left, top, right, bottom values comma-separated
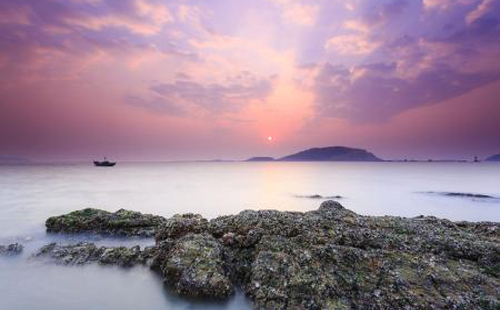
(159, 233, 234, 299)
(45, 208, 166, 237)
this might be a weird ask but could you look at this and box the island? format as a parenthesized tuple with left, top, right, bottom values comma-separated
(246, 156, 275, 162)
(486, 154, 500, 162)
(247, 146, 383, 162)
(3, 201, 498, 309)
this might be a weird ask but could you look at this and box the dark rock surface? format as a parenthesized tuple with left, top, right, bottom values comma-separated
(279, 146, 382, 162)
(37, 202, 500, 309)
(0, 243, 23, 256)
(46, 208, 166, 237)
(34, 242, 157, 267)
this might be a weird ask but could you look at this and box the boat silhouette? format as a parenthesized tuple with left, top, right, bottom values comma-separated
(93, 157, 116, 167)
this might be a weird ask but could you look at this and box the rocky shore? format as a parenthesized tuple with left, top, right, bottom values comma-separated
(12, 201, 500, 309)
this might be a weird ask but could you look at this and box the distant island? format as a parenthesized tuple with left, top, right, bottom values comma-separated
(246, 156, 275, 162)
(247, 146, 382, 162)
(486, 154, 500, 162)
(0, 155, 30, 164)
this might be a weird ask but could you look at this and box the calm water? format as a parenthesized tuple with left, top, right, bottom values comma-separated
(1, 162, 499, 309)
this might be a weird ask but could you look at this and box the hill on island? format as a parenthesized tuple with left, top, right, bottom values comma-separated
(247, 146, 383, 162)
(486, 154, 500, 162)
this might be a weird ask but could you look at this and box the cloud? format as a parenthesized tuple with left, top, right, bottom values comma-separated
(361, 0, 409, 27)
(308, 61, 499, 122)
(270, 0, 319, 26)
(0, 0, 193, 85)
(62, 0, 173, 36)
(423, 0, 476, 11)
(466, 0, 500, 24)
(325, 34, 380, 55)
(323, 0, 408, 56)
(0, 4, 32, 25)
(124, 95, 187, 116)
(129, 72, 276, 114)
(308, 0, 500, 122)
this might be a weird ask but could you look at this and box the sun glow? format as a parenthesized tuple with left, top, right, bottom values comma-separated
(267, 136, 273, 141)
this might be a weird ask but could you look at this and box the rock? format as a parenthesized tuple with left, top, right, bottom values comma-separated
(34, 242, 155, 267)
(159, 233, 234, 299)
(423, 191, 496, 199)
(208, 200, 499, 309)
(155, 213, 208, 241)
(46, 208, 166, 237)
(0, 243, 23, 256)
(294, 194, 343, 199)
(40, 201, 500, 309)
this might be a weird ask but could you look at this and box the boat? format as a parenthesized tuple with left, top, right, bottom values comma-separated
(93, 157, 116, 167)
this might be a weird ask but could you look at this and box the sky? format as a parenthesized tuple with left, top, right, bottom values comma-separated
(0, 0, 499, 161)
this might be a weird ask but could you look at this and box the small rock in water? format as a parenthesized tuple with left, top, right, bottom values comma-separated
(423, 191, 496, 199)
(0, 243, 23, 256)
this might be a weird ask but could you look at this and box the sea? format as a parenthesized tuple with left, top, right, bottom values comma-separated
(1, 161, 499, 309)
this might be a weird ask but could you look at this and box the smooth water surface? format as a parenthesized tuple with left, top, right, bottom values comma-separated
(1, 162, 499, 309)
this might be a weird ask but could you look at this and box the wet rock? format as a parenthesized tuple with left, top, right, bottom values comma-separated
(46, 208, 166, 237)
(0, 243, 23, 256)
(34, 242, 155, 267)
(159, 233, 234, 299)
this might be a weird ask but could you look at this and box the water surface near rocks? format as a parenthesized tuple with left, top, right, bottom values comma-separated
(1, 161, 499, 309)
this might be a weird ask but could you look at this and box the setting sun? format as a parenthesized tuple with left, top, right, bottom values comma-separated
(267, 136, 273, 142)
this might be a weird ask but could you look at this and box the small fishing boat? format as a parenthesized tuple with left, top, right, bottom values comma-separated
(93, 157, 116, 167)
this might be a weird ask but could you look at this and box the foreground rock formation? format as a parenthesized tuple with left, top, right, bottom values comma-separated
(37, 202, 499, 309)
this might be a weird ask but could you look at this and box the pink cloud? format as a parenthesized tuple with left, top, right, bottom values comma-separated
(62, 0, 173, 36)
(270, 0, 318, 26)
(325, 34, 380, 55)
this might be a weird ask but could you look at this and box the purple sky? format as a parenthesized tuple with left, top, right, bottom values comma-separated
(0, 0, 499, 161)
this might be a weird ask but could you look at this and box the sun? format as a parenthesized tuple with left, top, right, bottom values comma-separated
(267, 136, 273, 142)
